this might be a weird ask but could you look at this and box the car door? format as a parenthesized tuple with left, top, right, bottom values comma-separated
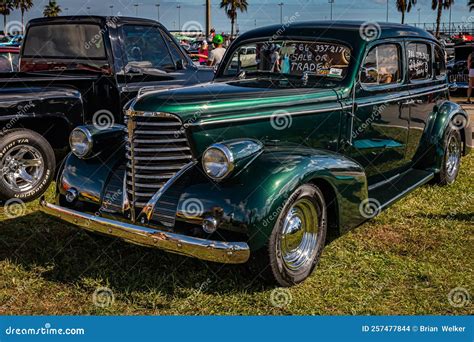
(405, 41, 448, 165)
(350, 41, 410, 184)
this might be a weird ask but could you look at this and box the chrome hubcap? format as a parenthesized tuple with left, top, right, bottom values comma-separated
(446, 135, 460, 177)
(0, 145, 44, 193)
(279, 198, 319, 271)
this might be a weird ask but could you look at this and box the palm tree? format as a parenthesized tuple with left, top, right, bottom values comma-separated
(13, 0, 33, 29)
(220, 0, 248, 37)
(432, 0, 454, 38)
(0, 0, 14, 33)
(396, 0, 417, 24)
(43, 0, 61, 17)
(469, 0, 474, 10)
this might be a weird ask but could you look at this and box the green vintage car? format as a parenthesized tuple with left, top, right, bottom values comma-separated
(41, 21, 472, 286)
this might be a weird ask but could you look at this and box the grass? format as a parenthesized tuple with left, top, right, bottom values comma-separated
(0, 154, 472, 315)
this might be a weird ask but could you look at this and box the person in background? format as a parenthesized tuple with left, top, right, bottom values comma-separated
(467, 50, 474, 104)
(207, 28, 216, 45)
(198, 40, 209, 65)
(207, 34, 226, 67)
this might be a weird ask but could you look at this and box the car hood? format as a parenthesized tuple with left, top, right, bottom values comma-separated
(130, 80, 343, 124)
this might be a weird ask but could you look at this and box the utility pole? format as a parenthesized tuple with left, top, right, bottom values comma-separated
(386, 0, 388, 22)
(278, 2, 284, 24)
(328, 0, 334, 20)
(449, 6, 452, 35)
(109, 5, 114, 15)
(177, 4, 181, 30)
(417, 8, 421, 26)
(156, 3, 161, 21)
(134, 4, 139, 16)
(205, 0, 211, 36)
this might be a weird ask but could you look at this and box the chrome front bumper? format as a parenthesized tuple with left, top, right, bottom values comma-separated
(40, 199, 250, 264)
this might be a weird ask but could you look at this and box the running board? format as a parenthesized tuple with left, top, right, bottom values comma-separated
(368, 169, 434, 210)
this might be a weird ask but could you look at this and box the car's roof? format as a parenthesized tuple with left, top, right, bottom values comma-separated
(27, 15, 161, 27)
(236, 21, 436, 45)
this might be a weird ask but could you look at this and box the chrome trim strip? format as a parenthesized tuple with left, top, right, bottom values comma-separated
(368, 173, 401, 191)
(190, 87, 448, 127)
(139, 161, 196, 222)
(40, 198, 250, 264)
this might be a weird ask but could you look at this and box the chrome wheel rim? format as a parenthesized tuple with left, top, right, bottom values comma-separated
(279, 198, 319, 272)
(446, 135, 460, 177)
(0, 145, 44, 193)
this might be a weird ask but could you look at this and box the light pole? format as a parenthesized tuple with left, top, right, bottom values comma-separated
(205, 0, 211, 36)
(155, 3, 160, 21)
(386, 0, 389, 22)
(328, 0, 334, 20)
(134, 4, 139, 16)
(64, 7, 68, 15)
(109, 5, 114, 15)
(449, 5, 452, 35)
(86, 6, 91, 14)
(278, 2, 284, 24)
(417, 8, 421, 26)
(177, 4, 181, 30)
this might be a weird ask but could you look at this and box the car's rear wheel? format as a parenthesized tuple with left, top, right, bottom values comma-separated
(435, 127, 462, 185)
(256, 184, 327, 287)
(0, 129, 55, 202)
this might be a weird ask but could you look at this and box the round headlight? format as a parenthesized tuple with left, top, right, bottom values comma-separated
(69, 127, 93, 158)
(202, 144, 234, 180)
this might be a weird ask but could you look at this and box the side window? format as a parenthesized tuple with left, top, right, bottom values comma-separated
(407, 43, 431, 80)
(164, 32, 187, 66)
(361, 44, 401, 86)
(434, 45, 446, 78)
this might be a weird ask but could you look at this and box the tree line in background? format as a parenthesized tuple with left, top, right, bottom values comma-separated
(0, 0, 473, 38)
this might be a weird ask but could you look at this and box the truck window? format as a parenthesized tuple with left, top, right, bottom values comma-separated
(361, 44, 401, 85)
(407, 42, 431, 81)
(122, 25, 174, 70)
(434, 45, 446, 79)
(23, 24, 106, 59)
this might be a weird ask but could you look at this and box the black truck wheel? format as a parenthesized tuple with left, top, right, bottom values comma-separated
(0, 129, 55, 202)
(254, 184, 328, 287)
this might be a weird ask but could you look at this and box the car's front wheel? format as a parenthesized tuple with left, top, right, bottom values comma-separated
(0, 129, 55, 202)
(259, 184, 327, 287)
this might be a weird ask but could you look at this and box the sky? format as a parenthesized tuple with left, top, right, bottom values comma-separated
(3, 0, 473, 34)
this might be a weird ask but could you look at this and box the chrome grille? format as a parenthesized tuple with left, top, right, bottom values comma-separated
(125, 112, 193, 211)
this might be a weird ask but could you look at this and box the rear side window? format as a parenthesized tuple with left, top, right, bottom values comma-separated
(361, 44, 401, 85)
(434, 45, 446, 78)
(407, 43, 431, 80)
(23, 24, 106, 59)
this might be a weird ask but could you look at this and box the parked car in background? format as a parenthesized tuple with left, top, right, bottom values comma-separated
(447, 42, 474, 89)
(0, 16, 213, 202)
(41, 22, 471, 286)
(0, 34, 23, 47)
(0, 46, 19, 72)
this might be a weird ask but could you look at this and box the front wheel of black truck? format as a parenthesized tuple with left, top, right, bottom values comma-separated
(0, 129, 55, 202)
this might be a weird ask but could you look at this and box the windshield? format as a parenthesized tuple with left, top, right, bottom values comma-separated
(220, 40, 351, 87)
(122, 25, 175, 71)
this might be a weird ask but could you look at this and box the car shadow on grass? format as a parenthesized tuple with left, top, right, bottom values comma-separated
(0, 212, 272, 298)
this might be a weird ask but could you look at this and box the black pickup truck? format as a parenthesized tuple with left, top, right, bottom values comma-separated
(0, 16, 214, 202)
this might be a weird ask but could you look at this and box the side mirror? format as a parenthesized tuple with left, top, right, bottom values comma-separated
(176, 59, 185, 70)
